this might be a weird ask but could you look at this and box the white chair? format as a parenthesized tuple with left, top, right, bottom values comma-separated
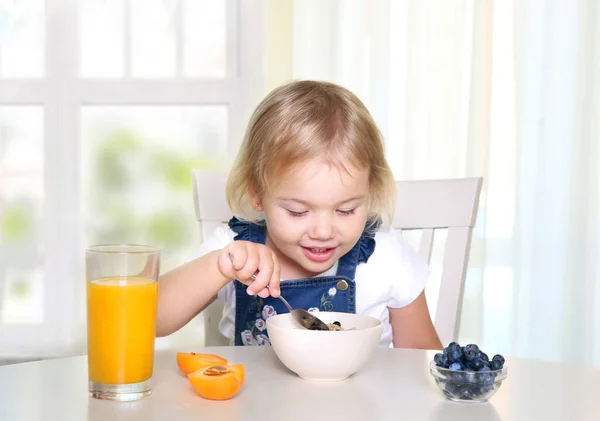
(192, 170, 231, 346)
(192, 169, 483, 347)
(390, 178, 483, 346)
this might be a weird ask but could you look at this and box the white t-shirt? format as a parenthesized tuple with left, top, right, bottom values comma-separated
(196, 226, 431, 347)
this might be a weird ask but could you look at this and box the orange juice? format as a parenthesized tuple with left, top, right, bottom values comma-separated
(87, 276, 158, 385)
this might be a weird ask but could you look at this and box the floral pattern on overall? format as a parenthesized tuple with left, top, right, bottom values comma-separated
(240, 297, 276, 346)
(318, 286, 338, 311)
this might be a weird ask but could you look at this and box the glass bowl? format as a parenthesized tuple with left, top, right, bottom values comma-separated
(429, 361, 507, 403)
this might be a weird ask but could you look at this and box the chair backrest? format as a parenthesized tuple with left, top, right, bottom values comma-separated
(192, 169, 483, 347)
(391, 178, 483, 346)
(191, 170, 231, 346)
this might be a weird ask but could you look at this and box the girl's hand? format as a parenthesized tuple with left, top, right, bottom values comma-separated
(217, 241, 281, 298)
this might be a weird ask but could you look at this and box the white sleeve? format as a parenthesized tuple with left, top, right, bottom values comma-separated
(187, 226, 237, 303)
(368, 230, 431, 308)
(192, 226, 237, 259)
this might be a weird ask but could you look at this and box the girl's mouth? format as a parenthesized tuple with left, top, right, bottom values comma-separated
(301, 246, 336, 262)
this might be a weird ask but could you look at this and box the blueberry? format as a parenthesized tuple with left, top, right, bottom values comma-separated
(467, 358, 484, 371)
(463, 371, 477, 382)
(459, 385, 475, 400)
(441, 354, 450, 367)
(463, 344, 480, 362)
(447, 341, 460, 350)
(444, 382, 461, 397)
(470, 385, 484, 397)
(482, 374, 495, 385)
(449, 362, 463, 371)
(479, 384, 494, 395)
(446, 342, 461, 354)
(464, 343, 480, 353)
(449, 348, 463, 363)
(478, 366, 495, 385)
(492, 354, 505, 365)
(480, 352, 489, 362)
(449, 371, 466, 382)
(434, 353, 450, 368)
(490, 359, 503, 371)
(472, 384, 494, 397)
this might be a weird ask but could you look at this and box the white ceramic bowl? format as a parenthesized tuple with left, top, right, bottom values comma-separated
(266, 311, 383, 381)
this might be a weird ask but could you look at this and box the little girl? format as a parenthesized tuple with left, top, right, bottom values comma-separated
(156, 80, 442, 350)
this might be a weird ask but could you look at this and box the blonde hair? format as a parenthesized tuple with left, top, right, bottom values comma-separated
(226, 80, 396, 224)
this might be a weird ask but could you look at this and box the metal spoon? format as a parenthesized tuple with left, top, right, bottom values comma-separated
(227, 254, 330, 331)
(249, 274, 330, 331)
(276, 294, 330, 331)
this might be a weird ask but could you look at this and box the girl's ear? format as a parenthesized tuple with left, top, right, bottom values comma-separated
(251, 196, 263, 212)
(249, 183, 263, 211)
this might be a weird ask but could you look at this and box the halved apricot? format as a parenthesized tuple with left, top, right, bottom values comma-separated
(176, 352, 228, 376)
(187, 365, 245, 400)
(228, 364, 245, 384)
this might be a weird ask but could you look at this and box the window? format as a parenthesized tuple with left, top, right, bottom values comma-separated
(0, 0, 265, 356)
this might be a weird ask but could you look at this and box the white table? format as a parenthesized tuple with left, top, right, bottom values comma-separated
(0, 346, 598, 421)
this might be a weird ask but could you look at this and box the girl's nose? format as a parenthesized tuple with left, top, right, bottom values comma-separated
(309, 214, 334, 240)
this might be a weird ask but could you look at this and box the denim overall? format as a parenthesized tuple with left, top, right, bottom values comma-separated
(229, 217, 378, 346)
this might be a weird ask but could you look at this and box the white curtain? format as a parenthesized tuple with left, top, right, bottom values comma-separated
(263, 0, 600, 366)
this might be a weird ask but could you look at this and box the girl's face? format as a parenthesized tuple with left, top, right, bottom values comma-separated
(255, 159, 370, 279)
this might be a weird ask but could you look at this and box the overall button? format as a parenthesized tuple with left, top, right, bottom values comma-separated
(336, 280, 348, 291)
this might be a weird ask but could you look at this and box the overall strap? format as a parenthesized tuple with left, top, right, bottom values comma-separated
(336, 218, 381, 280)
(228, 217, 267, 244)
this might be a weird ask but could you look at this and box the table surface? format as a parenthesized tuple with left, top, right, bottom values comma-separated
(0, 346, 599, 421)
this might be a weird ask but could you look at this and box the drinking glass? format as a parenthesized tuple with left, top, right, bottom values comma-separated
(86, 244, 160, 401)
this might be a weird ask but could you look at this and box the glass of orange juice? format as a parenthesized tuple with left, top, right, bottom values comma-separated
(86, 244, 160, 401)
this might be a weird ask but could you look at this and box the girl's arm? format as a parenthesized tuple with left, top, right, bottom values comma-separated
(156, 250, 229, 337)
(389, 292, 443, 350)
(156, 240, 281, 337)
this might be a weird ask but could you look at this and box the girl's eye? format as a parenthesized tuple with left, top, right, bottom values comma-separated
(286, 209, 307, 217)
(337, 208, 356, 216)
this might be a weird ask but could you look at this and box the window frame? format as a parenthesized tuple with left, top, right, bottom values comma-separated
(0, 0, 265, 357)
